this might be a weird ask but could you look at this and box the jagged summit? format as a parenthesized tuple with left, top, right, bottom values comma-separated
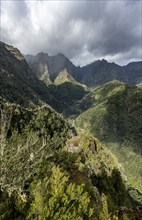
(25, 50, 77, 82)
(1, 41, 142, 219)
(0, 42, 87, 113)
(1, 41, 25, 61)
(25, 49, 142, 87)
(56, 52, 66, 58)
(54, 68, 77, 85)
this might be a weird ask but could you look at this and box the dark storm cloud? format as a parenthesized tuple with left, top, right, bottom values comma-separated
(1, 0, 141, 66)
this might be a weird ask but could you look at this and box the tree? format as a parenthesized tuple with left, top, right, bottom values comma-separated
(28, 165, 98, 220)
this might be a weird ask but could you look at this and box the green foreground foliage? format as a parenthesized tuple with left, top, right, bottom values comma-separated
(75, 80, 142, 195)
(0, 100, 140, 219)
(1, 42, 142, 220)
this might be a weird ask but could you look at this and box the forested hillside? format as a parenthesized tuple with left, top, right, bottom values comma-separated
(1, 99, 140, 219)
(75, 80, 142, 191)
(0, 42, 142, 220)
(0, 42, 88, 114)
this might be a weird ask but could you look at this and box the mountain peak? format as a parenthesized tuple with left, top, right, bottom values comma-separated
(54, 68, 76, 85)
(100, 59, 108, 63)
(1, 41, 25, 61)
(37, 52, 48, 56)
(56, 53, 66, 58)
(36, 52, 49, 61)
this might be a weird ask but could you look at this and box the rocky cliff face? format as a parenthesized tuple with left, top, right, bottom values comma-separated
(0, 42, 42, 105)
(25, 52, 79, 82)
(76, 59, 123, 87)
(76, 60, 142, 87)
(25, 52, 142, 87)
(1, 42, 142, 219)
(123, 61, 142, 84)
(0, 42, 67, 109)
(0, 42, 87, 113)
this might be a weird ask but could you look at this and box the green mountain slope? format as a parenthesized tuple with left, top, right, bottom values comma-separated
(38, 63, 52, 85)
(1, 99, 140, 219)
(1, 42, 142, 219)
(48, 82, 88, 112)
(0, 42, 87, 114)
(75, 80, 142, 191)
(64, 80, 126, 117)
(0, 41, 59, 107)
(0, 98, 76, 193)
(75, 80, 142, 149)
(76, 60, 142, 87)
(54, 68, 87, 89)
(54, 68, 78, 85)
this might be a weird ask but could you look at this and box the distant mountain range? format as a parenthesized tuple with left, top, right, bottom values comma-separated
(1, 41, 142, 218)
(25, 52, 142, 87)
(25, 52, 78, 83)
(0, 42, 88, 113)
(0, 41, 50, 106)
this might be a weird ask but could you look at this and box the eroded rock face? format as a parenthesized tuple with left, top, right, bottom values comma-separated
(25, 51, 142, 88)
(4, 43, 25, 61)
(0, 42, 88, 113)
(0, 42, 42, 105)
(25, 52, 78, 82)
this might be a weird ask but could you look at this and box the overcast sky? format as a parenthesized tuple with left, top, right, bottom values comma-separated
(1, 0, 142, 66)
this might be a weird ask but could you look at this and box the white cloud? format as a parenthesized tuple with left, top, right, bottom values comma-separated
(1, 0, 141, 66)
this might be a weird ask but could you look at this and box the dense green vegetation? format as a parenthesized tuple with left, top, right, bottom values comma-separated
(1, 99, 140, 219)
(76, 80, 142, 147)
(54, 68, 87, 89)
(48, 82, 88, 112)
(0, 42, 88, 114)
(54, 68, 79, 85)
(75, 80, 142, 193)
(1, 42, 142, 219)
(0, 42, 58, 107)
(0, 99, 75, 193)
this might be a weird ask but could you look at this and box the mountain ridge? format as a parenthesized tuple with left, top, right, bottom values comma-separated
(25, 51, 142, 87)
(74, 80, 142, 192)
(1, 41, 142, 219)
(0, 42, 88, 113)
(1, 98, 140, 219)
(25, 52, 79, 82)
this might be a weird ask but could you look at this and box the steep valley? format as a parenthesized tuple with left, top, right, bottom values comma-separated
(0, 42, 142, 220)
(74, 80, 142, 192)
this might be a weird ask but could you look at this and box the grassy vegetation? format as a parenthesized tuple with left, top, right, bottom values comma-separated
(39, 63, 52, 85)
(74, 80, 142, 200)
(1, 42, 142, 219)
(0, 42, 88, 115)
(104, 142, 142, 193)
(1, 99, 138, 219)
(54, 68, 78, 85)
